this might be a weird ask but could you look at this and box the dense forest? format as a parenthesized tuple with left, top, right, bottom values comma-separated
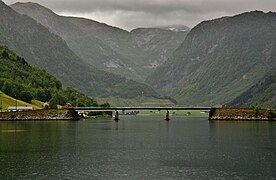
(0, 46, 102, 108)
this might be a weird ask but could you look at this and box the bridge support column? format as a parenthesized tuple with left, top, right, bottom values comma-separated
(165, 110, 170, 121)
(114, 110, 119, 121)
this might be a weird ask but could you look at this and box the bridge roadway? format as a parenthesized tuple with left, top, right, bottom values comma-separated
(73, 107, 211, 111)
(72, 107, 212, 121)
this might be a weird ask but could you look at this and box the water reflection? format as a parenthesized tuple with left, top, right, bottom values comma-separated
(208, 121, 276, 179)
(0, 121, 79, 179)
(209, 121, 276, 148)
(0, 118, 275, 179)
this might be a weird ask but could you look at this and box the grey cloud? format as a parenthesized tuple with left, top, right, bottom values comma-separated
(8, 0, 274, 14)
(3, 0, 276, 30)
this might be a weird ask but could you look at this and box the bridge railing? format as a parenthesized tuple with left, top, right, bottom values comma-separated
(72, 106, 212, 111)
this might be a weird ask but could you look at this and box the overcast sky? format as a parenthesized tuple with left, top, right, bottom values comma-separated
(3, 0, 276, 31)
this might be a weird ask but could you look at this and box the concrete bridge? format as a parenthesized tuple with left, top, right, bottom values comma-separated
(72, 107, 212, 121)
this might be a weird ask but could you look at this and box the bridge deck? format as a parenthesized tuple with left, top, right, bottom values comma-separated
(73, 107, 212, 111)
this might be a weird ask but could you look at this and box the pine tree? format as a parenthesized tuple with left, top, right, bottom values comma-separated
(1, 50, 10, 59)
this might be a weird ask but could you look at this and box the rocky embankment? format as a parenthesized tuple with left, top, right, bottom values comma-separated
(0, 109, 79, 121)
(209, 108, 276, 121)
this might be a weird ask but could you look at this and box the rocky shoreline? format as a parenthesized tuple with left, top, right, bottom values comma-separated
(209, 108, 276, 121)
(0, 109, 79, 121)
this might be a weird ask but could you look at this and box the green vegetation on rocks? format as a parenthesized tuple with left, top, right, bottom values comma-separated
(209, 108, 276, 121)
(0, 109, 79, 121)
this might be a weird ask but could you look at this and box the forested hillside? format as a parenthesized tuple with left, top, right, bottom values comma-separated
(0, 46, 61, 103)
(0, 46, 98, 108)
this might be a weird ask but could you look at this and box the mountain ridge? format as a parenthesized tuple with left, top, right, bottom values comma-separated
(11, 2, 189, 81)
(5, 1, 275, 107)
(0, 0, 162, 100)
(147, 11, 276, 106)
(11, 2, 140, 81)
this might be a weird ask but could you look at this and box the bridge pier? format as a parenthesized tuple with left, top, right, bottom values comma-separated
(165, 110, 170, 121)
(114, 110, 119, 121)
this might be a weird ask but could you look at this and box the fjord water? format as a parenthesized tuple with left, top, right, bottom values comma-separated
(0, 117, 275, 179)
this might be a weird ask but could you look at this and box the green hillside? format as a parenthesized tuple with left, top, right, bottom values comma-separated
(0, 0, 161, 100)
(0, 45, 61, 103)
(147, 11, 276, 106)
(0, 45, 99, 109)
(228, 71, 276, 107)
(0, 91, 41, 112)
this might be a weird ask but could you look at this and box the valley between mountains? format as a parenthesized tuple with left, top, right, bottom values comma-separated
(0, 0, 275, 107)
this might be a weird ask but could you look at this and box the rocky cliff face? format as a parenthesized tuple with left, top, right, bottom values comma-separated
(147, 11, 276, 106)
(130, 28, 188, 70)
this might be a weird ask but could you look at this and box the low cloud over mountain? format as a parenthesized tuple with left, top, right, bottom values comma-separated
(3, 0, 276, 30)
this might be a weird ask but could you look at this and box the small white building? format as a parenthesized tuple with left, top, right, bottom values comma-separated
(8, 106, 33, 112)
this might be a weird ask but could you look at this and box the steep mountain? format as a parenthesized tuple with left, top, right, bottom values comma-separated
(11, 2, 189, 81)
(0, 0, 160, 99)
(228, 70, 276, 107)
(69, 19, 189, 78)
(10, 2, 139, 81)
(130, 28, 189, 71)
(147, 11, 276, 105)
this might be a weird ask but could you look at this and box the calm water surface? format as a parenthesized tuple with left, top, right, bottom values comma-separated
(0, 116, 275, 179)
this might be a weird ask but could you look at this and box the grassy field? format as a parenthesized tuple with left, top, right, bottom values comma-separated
(0, 91, 42, 112)
(124, 110, 208, 117)
(97, 97, 208, 117)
